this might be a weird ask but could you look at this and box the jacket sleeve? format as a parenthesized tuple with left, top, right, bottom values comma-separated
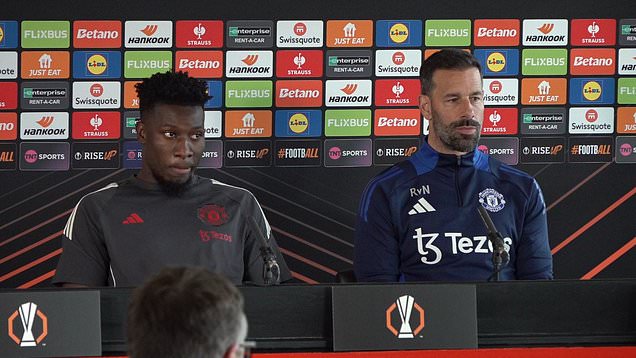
(515, 179, 553, 280)
(242, 196, 292, 285)
(354, 179, 401, 282)
(52, 196, 110, 286)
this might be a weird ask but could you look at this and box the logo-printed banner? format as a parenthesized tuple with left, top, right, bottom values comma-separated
(332, 284, 477, 351)
(0, 290, 101, 357)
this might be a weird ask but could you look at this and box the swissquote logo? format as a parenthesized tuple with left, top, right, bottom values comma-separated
(8, 302, 48, 347)
(386, 295, 425, 338)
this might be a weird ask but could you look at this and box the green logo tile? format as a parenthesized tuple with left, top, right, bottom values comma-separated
(324, 109, 371, 136)
(21, 21, 70, 48)
(225, 81, 273, 108)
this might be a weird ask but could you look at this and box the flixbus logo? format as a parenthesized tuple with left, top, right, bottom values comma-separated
(21, 21, 70, 48)
(521, 49, 567, 75)
(73, 20, 121, 48)
(571, 19, 616, 46)
(225, 81, 273, 108)
(522, 19, 568, 46)
(474, 19, 520, 46)
(425, 19, 471, 46)
(124, 51, 172, 78)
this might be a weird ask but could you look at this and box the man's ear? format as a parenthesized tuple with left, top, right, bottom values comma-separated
(223, 343, 239, 358)
(136, 120, 146, 144)
(419, 94, 432, 120)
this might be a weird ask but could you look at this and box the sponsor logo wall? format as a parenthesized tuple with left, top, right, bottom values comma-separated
(0, 18, 634, 169)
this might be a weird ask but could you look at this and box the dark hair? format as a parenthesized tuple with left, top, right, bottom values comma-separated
(420, 49, 482, 95)
(127, 267, 245, 358)
(135, 71, 211, 113)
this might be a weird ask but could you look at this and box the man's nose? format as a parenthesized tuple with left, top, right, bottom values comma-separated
(174, 136, 194, 158)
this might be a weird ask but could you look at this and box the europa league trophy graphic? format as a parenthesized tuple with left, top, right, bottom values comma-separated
(396, 295, 415, 338)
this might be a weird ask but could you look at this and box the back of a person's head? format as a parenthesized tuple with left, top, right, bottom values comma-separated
(420, 48, 482, 95)
(127, 267, 245, 358)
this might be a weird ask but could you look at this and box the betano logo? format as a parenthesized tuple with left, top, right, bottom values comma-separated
(374, 109, 420, 136)
(73, 20, 121, 48)
(275, 80, 322, 107)
(473, 19, 519, 46)
(570, 48, 615, 75)
(8, 302, 48, 347)
(175, 50, 223, 78)
(386, 295, 425, 339)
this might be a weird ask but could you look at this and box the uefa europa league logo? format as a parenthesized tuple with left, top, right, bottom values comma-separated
(8, 302, 48, 347)
(385, 295, 425, 339)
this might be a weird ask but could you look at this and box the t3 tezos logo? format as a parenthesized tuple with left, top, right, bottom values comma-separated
(8, 302, 48, 347)
(385, 295, 424, 339)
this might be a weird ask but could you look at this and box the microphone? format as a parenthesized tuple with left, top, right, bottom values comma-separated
(248, 217, 281, 286)
(476, 205, 510, 281)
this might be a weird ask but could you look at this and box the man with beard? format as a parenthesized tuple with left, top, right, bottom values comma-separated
(354, 49, 552, 282)
(54, 71, 290, 287)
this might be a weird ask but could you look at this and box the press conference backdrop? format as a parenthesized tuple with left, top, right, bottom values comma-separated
(0, 0, 634, 288)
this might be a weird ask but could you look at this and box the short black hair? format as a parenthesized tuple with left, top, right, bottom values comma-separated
(135, 71, 211, 113)
(420, 49, 482, 95)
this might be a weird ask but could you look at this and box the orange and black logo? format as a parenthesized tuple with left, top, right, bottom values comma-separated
(8, 302, 48, 347)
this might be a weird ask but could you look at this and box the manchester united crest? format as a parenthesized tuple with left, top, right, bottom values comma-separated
(198, 204, 230, 226)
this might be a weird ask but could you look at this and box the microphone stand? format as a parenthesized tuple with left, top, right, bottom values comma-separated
(477, 205, 510, 281)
